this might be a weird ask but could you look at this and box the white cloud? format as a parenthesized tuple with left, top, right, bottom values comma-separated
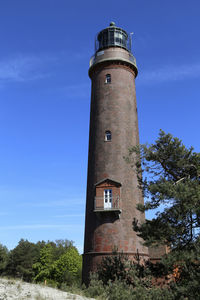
(0, 55, 51, 83)
(138, 61, 200, 85)
(0, 50, 89, 86)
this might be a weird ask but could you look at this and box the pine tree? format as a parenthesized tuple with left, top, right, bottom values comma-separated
(128, 130, 200, 297)
(128, 130, 200, 251)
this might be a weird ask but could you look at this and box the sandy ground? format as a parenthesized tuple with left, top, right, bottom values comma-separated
(0, 278, 95, 300)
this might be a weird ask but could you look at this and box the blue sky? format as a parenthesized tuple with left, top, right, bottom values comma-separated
(0, 1, 200, 253)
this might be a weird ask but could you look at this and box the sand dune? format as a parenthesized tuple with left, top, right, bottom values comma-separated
(0, 278, 94, 300)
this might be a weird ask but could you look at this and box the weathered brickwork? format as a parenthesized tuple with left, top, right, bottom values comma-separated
(82, 45, 149, 284)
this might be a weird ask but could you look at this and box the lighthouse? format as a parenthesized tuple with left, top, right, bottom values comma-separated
(82, 22, 148, 283)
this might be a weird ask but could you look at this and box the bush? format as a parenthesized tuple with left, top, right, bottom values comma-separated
(86, 275, 175, 300)
(84, 273, 107, 299)
(85, 251, 177, 300)
(96, 250, 151, 288)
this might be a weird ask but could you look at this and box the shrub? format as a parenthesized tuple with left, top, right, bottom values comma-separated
(96, 250, 151, 288)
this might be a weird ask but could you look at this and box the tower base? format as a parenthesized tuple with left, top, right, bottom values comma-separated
(82, 251, 149, 285)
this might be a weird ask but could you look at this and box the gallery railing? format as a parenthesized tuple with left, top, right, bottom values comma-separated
(94, 196, 120, 211)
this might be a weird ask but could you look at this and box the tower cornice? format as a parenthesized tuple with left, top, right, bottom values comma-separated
(89, 61, 138, 78)
(89, 47, 138, 78)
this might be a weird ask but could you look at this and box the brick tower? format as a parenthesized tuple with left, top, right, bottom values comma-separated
(83, 22, 148, 283)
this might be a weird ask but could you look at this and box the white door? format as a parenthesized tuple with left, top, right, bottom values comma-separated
(104, 189, 112, 209)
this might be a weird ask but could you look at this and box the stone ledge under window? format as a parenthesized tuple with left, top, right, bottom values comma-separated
(94, 208, 122, 219)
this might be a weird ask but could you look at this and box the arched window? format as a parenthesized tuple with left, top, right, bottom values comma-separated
(105, 74, 111, 84)
(105, 130, 112, 141)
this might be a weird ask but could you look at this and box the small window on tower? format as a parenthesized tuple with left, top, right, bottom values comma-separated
(105, 130, 112, 141)
(105, 74, 111, 84)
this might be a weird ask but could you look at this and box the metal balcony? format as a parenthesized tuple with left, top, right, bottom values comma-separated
(94, 196, 122, 216)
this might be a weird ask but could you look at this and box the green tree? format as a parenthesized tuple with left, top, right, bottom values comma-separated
(0, 243, 9, 275)
(48, 239, 74, 261)
(52, 246, 82, 286)
(128, 130, 200, 297)
(129, 130, 200, 250)
(6, 239, 41, 281)
(33, 243, 54, 283)
(33, 241, 81, 286)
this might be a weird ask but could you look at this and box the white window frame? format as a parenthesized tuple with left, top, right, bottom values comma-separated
(104, 189, 112, 209)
